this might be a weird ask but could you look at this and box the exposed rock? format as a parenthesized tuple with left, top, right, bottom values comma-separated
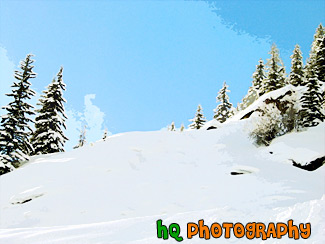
(239, 88, 296, 120)
(207, 126, 217, 130)
(291, 156, 325, 171)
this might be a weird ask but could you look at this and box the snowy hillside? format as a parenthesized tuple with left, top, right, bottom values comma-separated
(0, 115, 324, 243)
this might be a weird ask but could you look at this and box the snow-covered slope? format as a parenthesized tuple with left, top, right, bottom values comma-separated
(0, 120, 324, 243)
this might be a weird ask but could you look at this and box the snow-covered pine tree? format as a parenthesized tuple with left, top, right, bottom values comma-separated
(289, 45, 305, 87)
(315, 32, 325, 83)
(239, 87, 258, 111)
(262, 44, 286, 94)
(315, 35, 325, 108)
(74, 126, 87, 149)
(214, 81, 233, 123)
(31, 67, 68, 155)
(189, 104, 206, 129)
(304, 24, 324, 85)
(0, 153, 14, 175)
(252, 59, 266, 96)
(299, 63, 325, 127)
(169, 121, 176, 131)
(303, 25, 325, 107)
(307, 24, 324, 65)
(238, 59, 266, 111)
(0, 54, 36, 172)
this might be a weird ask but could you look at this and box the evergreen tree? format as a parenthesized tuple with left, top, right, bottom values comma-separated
(169, 121, 176, 131)
(238, 60, 265, 111)
(304, 25, 325, 107)
(305, 24, 325, 85)
(0, 54, 36, 172)
(0, 153, 14, 175)
(189, 104, 206, 129)
(239, 87, 258, 111)
(289, 45, 305, 86)
(299, 63, 324, 127)
(74, 126, 87, 149)
(102, 128, 108, 141)
(180, 123, 185, 132)
(315, 32, 325, 84)
(214, 81, 233, 123)
(31, 67, 68, 155)
(307, 24, 324, 64)
(252, 59, 266, 96)
(262, 44, 286, 94)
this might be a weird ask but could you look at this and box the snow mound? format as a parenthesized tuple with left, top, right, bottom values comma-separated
(0, 120, 324, 243)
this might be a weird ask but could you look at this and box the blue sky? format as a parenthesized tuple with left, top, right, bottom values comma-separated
(0, 0, 324, 150)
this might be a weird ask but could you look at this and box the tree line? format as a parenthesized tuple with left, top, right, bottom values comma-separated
(0, 56, 68, 174)
(172, 24, 324, 136)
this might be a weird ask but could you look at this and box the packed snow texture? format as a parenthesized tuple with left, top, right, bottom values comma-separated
(0, 119, 324, 243)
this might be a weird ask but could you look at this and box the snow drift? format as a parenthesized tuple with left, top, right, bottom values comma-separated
(0, 118, 324, 243)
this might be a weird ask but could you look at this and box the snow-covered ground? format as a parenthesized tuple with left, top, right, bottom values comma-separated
(0, 118, 324, 243)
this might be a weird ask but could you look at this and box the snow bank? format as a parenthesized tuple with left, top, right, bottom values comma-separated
(0, 120, 324, 243)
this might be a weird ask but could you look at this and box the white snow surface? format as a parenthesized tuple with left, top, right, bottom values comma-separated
(0, 120, 324, 243)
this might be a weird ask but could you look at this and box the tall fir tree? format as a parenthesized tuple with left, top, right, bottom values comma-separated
(308, 24, 324, 63)
(315, 34, 325, 108)
(304, 24, 325, 108)
(262, 44, 286, 94)
(305, 24, 324, 84)
(0, 54, 36, 173)
(189, 104, 206, 129)
(252, 59, 266, 96)
(214, 81, 233, 123)
(289, 45, 305, 87)
(315, 31, 325, 84)
(31, 67, 68, 155)
(299, 63, 324, 127)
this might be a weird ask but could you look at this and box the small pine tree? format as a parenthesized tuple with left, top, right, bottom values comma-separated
(31, 67, 68, 155)
(74, 126, 87, 149)
(0, 54, 36, 172)
(239, 87, 258, 111)
(252, 59, 266, 96)
(299, 63, 324, 127)
(180, 123, 185, 132)
(102, 128, 108, 141)
(289, 45, 305, 86)
(214, 81, 233, 123)
(238, 59, 265, 111)
(189, 104, 206, 129)
(169, 121, 176, 131)
(262, 44, 286, 94)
